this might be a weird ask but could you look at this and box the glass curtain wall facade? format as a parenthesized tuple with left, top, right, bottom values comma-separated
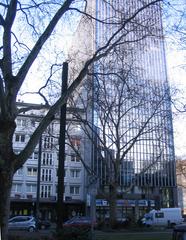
(91, 0, 177, 209)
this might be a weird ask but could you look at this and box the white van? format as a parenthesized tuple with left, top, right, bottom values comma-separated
(144, 208, 184, 227)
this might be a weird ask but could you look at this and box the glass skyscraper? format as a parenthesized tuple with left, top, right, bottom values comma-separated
(89, 0, 176, 208)
(69, 0, 177, 215)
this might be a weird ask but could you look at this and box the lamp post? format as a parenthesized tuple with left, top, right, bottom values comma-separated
(88, 175, 97, 240)
(146, 179, 151, 212)
(57, 62, 68, 230)
(36, 136, 42, 226)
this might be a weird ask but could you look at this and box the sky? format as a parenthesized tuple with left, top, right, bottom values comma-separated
(168, 1, 186, 158)
(166, 49, 186, 158)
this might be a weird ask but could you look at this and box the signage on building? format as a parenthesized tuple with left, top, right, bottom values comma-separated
(96, 199, 109, 206)
(96, 199, 155, 207)
(137, 200, 148, 206)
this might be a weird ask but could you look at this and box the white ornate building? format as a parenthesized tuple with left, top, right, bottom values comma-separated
(11, 102, 91, 220)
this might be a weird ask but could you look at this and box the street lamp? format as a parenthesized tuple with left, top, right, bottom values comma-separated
(88, 175, 98, 240)
(36, 136, 42, 226)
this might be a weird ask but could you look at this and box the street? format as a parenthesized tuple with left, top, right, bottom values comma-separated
(8, 228, 173, 240)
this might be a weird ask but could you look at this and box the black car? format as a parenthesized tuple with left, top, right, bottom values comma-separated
(37, 219, 51, 229)
(172, 224, 186, 240)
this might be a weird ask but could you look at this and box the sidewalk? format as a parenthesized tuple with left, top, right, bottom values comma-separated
(8, 226, 173, 240)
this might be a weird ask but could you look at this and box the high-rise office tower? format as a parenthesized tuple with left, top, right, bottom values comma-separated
(69, 0, 177, 217)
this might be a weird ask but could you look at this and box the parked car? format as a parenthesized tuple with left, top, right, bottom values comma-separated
(103, 216, 131, 228)
(8, 216, 36, 232)
(172, 224, 186, 240)
(116, 217, 131, 226)
(63, 216, 97, 229)
(37, 219, 51, 229)
(137, 216, 146, 227)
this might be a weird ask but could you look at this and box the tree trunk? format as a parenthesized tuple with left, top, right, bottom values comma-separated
(109, 185, 117, 228)
(0, 170, 13, 240)
(0, 119, 16, 240)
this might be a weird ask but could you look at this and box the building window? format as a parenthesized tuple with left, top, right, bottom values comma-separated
(41, 185, 52, 198)
(34, 151, 38, 159)
(28, 151, 38, 160)
(27, 167, 37, 176)
(42, 153, 53, 165)
(71, 153, 81, 162)
(41, 169, 52, 182)
(70, 169, 81, 178)
(26, 184, 36, 193)
(16, 119, 27, 127)
(43, 137, 54, 149)
(15, 134, 25, 142)
(12, 183, 22, 192)
(31, 120, 35, 127)
(70, 185, 80, 195)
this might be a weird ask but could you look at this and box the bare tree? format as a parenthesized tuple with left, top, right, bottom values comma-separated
(67, 45, 172, 227)
(176, 160, 186, 187)
(164, 0, 186, 50)
(176, 160, 186, 213)
(0, 0, 169, 238)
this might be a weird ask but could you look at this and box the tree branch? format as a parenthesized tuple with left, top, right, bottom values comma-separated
(16, 0, 73, 93)
(0, 75, 6, 115)
(0, 14, 5, 26)
(2, 0, 17, 79)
